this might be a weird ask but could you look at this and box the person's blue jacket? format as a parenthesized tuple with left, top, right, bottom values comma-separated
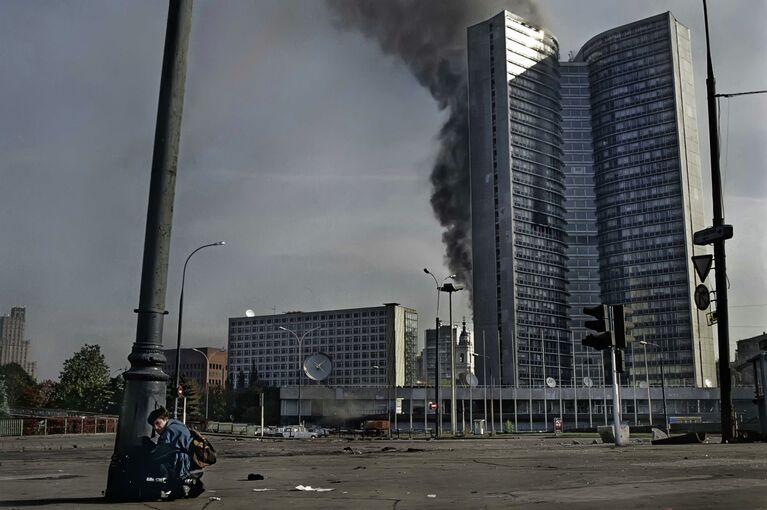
(152, 419, 192, 480)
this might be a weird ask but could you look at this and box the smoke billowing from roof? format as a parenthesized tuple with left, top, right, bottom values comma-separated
(325, 1, 543, 296)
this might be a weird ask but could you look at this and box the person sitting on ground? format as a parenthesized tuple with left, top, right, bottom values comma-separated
(146, 406, 204, 498)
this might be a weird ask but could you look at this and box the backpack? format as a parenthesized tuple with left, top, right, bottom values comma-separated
(188, 429, 217, 469)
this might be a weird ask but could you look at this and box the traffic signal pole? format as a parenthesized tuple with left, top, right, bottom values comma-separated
(610, 346, 623, 447)
(703, 0, 735, 443)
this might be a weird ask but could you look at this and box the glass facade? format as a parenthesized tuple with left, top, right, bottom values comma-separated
(470, 11, 715, 389)
(577, 13, 714, 386)
(469, 11, 570, 388)
(561, 62, 604, 385)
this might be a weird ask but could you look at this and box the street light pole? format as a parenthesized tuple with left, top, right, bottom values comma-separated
(106, 1, 194, 500)
(423, 269, 454, 437)
(642, 340, 653, 426)
(190, 348, 224, 423)
(641, 341, 668, 436)
(279, 325, 320, 426)
(440, 281, 462, 434)
(173, 241, 225, 419)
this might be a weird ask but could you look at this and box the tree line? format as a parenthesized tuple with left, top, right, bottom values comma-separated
(0, 344, 278, 424)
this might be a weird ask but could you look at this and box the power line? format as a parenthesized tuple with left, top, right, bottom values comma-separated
(715, 89, 767, 98)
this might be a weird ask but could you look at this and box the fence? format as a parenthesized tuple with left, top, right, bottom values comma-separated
(0, 416, 118, 437)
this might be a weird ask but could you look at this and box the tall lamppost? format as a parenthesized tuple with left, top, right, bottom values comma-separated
(373, 364, 393, 437)
(173, 241, 225, 419)
(190, 347, 224, 423)
(472, 351, 488, 435)
(279, 325, 320, 426)
(440, 280, 463, 434)
(640, 340, 668, 435)
(423, 268, 455, 437)
(641, 340, 653, 426)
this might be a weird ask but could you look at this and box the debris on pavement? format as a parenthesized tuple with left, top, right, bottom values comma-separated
(252, 488, 274, 492)
(208, 496, 222, 501)
(406, 448, 424, 452)
(343, 446, 361, 454)
(295, 485, 335, 492)
(247, 473, 265, 481)
(353, 466, 366, 470)
(427, 494, 437, 498)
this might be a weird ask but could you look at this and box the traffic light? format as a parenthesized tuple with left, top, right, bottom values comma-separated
(582, 304, 612, 350)
(614, 349, 626, 373)
(612, 304, 626, 349)
(176, 385, 184, 398)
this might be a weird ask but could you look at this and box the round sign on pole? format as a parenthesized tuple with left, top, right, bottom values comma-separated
(429, 402, 438, 411)
(694, 284, 711, 310)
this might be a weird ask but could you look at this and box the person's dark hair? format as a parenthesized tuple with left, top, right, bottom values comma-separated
(147, 406, 170, 425)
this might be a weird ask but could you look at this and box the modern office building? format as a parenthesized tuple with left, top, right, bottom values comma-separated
(163, 347, 228, 391)
(0, 306, 36, 377)
(469, 11, 716, 389)
(227, 303, 418, 388)
(469, 11, 570, 389)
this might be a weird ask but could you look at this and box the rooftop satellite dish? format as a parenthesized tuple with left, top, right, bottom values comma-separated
(546, 376, 557, 388)
(704, 378, 713, 388)
(583, 376, 593, 388)
(245, 309, 256, 317)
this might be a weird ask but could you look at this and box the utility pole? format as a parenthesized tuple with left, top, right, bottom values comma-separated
(703, 0, 735, 443)
(105, 0, 194, 500)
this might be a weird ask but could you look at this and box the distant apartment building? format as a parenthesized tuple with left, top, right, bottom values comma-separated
(227, 303, 417, 388)
(0, 306, 36, 377)
(163, 347, 228, 390)
(732, 333, 767, 386)
(469, 11, 715, 389)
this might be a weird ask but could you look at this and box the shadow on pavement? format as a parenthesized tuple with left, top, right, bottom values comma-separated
(0, 497, 106, 507)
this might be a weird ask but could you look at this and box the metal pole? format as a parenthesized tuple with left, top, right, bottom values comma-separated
(106, 1, 194, 500)
(572, 331, 578, 429)
(660, 349, 669, 436)
(702, 0, 734, 443)
(469, 382, 473, 434)
(631, 341, 637, 426)
(643, 341, 653, 425)
(449, 292, 456, 434)
(490, 375, 495, 436)
(600, 354, 608, 425)
(557, 332, 563, 426)
(482, 332, 488, 434)
(497, 329, 503, 432)
(260, 393, 264, 438)
(610, 347, 623, 446)
(174, 242, 223, 419)
(435, 317, 441, 437)
(542, 331, 547, 432)
(585, 362, 592, 428)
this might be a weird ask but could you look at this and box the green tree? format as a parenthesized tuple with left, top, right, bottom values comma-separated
(52, 344, 111, 412)
(0, 378, 10, 418)
(207, 385, 229, 421)
(0, 363, 36, 407)
(105, 374, 125, 415)
(178, 374, 201, 419)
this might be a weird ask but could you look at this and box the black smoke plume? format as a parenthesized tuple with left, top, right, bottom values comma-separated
(325, 0, 542, 296)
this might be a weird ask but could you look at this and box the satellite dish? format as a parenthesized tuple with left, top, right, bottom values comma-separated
(461, 373, 479, 388)
(704, 378, 713, 388)
(546, 376, 557, 388)
(245, 309, 256, 317)
(303, 353, 332, 382)
(583, 376, 593, 388)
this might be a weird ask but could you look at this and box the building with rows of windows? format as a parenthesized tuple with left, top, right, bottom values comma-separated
(470, 11, 715, 390)
(227, 303, 417, 389)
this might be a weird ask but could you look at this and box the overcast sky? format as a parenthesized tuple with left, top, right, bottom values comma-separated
(2, 1, 765, 381)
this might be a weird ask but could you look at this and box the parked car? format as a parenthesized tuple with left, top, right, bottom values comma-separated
(279, 425, 319, 439)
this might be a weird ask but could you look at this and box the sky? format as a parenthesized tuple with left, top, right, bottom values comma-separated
(1, 1, 765, 381)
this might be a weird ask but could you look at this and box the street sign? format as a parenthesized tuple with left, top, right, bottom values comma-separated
(429, 402, 438, 411)
(694, 284, 711, 311)
(691, 254, 714, 281)
(693, 224, 733, 245)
